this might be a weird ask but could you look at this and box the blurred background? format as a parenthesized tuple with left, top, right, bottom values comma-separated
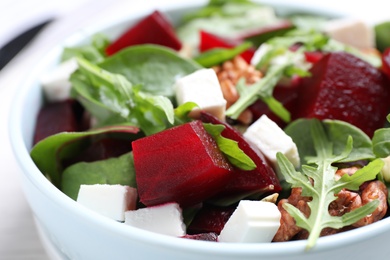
(0, 0, 389, 259)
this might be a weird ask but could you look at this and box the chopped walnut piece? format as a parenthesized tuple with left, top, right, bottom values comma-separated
(213, 56, 263, 124)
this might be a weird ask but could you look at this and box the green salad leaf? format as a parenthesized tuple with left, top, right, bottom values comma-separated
(30, 125, 140, 188)
(203, 123, 256, 171)
(177, 1, 281, 47)
(193, 42, 252, 67)
(225, 60, 294, 122)
(277, 119, 382, 250)
(372, 115, 390, 158)
(285, 119, 375, 165)
(62, 152, 136, 200)
(71, 58, 178, 135)
(99, 44, 201, 101)
(61, 33, 110, 63)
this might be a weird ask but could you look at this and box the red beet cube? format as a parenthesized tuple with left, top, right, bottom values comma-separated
(294, 52, 390, 137)
(132, 120, 233, 207)
(187, 204, 236, 235)
(106, 10, 182, 55)
(200, 112, 281, 198)
(33, 99, 85, 144)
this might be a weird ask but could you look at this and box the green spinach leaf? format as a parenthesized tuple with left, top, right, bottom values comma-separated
(61, 152, 136, 200)
(30, 125, 140, 188)
(99, 44, 201, 101)
(285, 119, 375, 165)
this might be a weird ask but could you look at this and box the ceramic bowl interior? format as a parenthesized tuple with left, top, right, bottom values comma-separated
(9, 1, 390, 259)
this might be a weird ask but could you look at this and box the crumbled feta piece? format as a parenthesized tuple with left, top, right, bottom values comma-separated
(381, 156, 390, 182)
(40, 58, 78, 102)
(243, 114, 300, 179)
(174, 68, 227, 121)
(323, 18, 375, 49)
(77, 184, 137, 221)
(218, 200, 281, 243)
(125, 202, 186, 237)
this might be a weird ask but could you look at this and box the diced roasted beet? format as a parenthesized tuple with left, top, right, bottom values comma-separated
(249, 83, 300, 128)
(304, 51, 325, 64)
(293, 52, 390, 137)
(132, 120, 233, 207)
(235, 20, 294, 47)
(181, 232, 218, 242)
(63, 138, 133, 167)
(33, 99, 86, 144)
(199, 30, 255, 63)
(187, 204, 236, 235)
(200, 112, 281, 198)
(105, 10, 182, 55)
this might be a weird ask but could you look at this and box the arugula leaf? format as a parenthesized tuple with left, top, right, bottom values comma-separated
(225, 60, 292, 122)
(277, 119, 382, 250)
(30, 125, 140, 188)
(61, 33, 109, 63)
(203, 123, 256, 170)
(193, 42, 252, 67)
(71, 58, 176, 135)
(61, 152, 136, 200)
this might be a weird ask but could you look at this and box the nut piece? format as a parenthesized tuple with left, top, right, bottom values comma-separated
(213, 56, 263, 125)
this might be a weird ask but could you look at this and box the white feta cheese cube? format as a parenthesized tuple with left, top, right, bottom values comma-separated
(40, 58, 78, 102)
(323, 18, 375, 49)
(243, 114, 300, 179)
(125, 202, 186, 237)
(174, 68, 227, 121)
(77, 184, 137, 221)
(380, 156, 390, 183)
(218, 200, 281, 243)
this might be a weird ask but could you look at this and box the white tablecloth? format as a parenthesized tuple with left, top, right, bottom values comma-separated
(0, 0, 389, 259)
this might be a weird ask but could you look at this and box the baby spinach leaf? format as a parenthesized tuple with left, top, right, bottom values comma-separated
(277, 119, 382, 250)
(372, 115, 390, 158)
(203, 123, 256, 170)
(30, 125, 140, 188)
(285, 118, 375, 165)
(61, 152, 136, 200)
(99, 44, 201, 101)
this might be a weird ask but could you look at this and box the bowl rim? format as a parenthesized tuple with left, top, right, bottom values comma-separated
(8, 0, 390, 256)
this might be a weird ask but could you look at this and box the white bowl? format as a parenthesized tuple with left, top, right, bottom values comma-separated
(8, 1, 390, 259)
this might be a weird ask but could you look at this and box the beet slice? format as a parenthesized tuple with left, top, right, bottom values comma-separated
(199, 30, 255, 64)
(294, 52, 390, 137)
(105, 10, 182, 55)
(187, 204, 236, 235)
(132, 120, 233, 207)
(200, 112, 281, 198)
(33, 99, 85, 144)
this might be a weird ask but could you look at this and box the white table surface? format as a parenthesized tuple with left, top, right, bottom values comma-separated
(0, 0, 389, 259)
